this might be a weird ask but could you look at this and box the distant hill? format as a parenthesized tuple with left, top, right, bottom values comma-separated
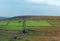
(0, 17, 8, 20)
(7, 16, 60, 20)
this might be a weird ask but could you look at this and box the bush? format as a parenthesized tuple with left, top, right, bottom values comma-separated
(13, 36, 17, 39)
(18, 21, 21, 23)
(25, 39, 30, 41)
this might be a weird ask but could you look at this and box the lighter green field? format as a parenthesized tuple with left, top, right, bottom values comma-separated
(26, 20, 51, 26)
(0, 20, 52, 30)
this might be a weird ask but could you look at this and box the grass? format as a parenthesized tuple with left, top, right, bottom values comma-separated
(26, 20, 51, 27)
(0, 30, 28, 41)
(0, 20, 60, 41)
(0, 20, 52, 30)
(6, 26, 22, 30)
(0, 36, 8, 41)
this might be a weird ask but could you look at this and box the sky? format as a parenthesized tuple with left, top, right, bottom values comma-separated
(0, 0, 60, 17)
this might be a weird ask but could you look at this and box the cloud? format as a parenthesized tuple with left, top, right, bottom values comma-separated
(25, 0, 60, 6)
(0, 0, 60, 17)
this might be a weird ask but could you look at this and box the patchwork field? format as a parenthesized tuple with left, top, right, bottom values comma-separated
(0, 20, 52, 30)
(0, 18, 60, 41)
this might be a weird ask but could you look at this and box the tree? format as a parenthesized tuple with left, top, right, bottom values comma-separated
(6, 21, 10, 26)
(18, 21, 21, 23)
(22, 20, 27, 34)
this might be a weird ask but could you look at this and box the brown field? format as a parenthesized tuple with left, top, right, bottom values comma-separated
(3, 28, 60, 41)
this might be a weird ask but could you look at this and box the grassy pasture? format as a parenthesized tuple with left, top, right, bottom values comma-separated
(0, 20, 60, 41)
(0, 20, 52, 30)
(26, 20, 51, 27)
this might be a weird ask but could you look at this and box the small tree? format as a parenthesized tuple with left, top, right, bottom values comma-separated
(6, 21, 10, 26)
(13, 36, 17, 39)
(25, 39, 30, 41)
(22, 20, 27, 34)
(18, 21, 21, 23)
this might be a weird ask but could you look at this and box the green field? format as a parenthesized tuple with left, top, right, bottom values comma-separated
(0, 20, 59, 41)
(26, 20, 51, 26)
(0, 20, 52, 30)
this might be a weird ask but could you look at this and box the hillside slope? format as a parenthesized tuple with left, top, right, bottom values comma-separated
(8, 16, 60, 20)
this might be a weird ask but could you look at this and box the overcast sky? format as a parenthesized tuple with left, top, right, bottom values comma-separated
(0, 0, 60, 17)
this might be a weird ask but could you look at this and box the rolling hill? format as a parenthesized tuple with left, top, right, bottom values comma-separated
(7, 16, 60, 20)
